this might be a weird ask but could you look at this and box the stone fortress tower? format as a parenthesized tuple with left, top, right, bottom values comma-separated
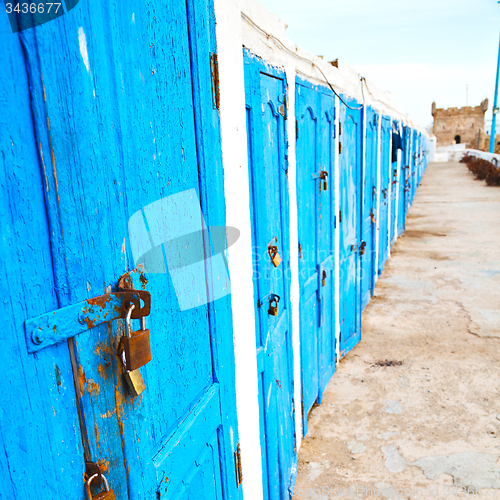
(432, 99, 489, 150)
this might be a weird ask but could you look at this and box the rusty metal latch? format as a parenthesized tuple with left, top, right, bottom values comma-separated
(311, 170, 328, 191)
(234, 443, 243, 487)
(210, 52, 220, 110)
(360, 241, 367, 256)
(25, 291, 151, 353)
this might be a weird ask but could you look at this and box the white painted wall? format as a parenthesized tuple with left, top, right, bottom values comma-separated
(429, 136, 437, 162)
(214, 0, 430, 496)
(450, 148, 500, 164)
(213, 1, 264, 499)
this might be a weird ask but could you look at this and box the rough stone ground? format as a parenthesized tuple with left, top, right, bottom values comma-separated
(292, 161, 500, 500)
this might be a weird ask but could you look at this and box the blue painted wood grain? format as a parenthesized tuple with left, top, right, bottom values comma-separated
(244, 50, 297, 500)
(0, 31, 83, 499)
(295, 78, 336, 435)
(1, 0, 240, 498)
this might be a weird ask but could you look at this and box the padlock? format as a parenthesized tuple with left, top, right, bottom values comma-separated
(319, 171, 328, 191)
(122, 350, 146, 397)
(120, 303, 151, 371)
(268, 295, 280, 316)
(268, 245, 281, 267)
(322, 270, 327, 287)
(360, 241, 367, 256)
(86, 474, 116, 500)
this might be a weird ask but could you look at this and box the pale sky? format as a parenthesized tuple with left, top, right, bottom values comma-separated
(257, 0, 500, 128)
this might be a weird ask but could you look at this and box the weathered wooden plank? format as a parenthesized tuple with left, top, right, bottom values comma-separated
(0, 32, 83, 500)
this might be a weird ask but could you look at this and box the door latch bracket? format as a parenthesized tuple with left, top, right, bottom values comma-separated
(25, 291, 151, 353)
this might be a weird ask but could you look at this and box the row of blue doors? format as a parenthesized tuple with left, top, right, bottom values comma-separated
(1, 2, 242, 499)
(1, 16, 429, 497)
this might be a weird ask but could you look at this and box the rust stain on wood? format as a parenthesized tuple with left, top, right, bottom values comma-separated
(38, 141, 49, 192)
(94, 422, 100, 443)
(97, 458, 109, 473)
(49, 140, 60, 202)
(78, 365, 86, 394)
(87, 379, 101, 397)
(98, 362, 107, 379)
(100, 409, 115, 419)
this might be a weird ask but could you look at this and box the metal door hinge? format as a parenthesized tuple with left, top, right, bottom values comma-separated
(339, 210, 342, 223)
(210, 52, 220, 110)
(339, 142, 342, 154)
(339, 122, 342, 135)
(296, 120, 299, 139)
(278, 94, 287, 119)
(234, 443, 243, 488)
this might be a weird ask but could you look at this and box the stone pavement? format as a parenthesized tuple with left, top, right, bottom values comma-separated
(292, 161, 500, 500)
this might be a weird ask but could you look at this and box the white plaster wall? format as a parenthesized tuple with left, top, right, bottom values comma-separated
(452, 148, 500, 164)
(213, 1, 264, 499)
(429, 136, 437, 162)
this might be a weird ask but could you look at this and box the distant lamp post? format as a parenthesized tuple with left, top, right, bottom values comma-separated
(489, 31, 500, 153)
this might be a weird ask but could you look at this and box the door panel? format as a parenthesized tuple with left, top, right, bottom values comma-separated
(398, 126, 411, 236)
(361, 108, 378, 309)
(411, 130, 419, 203)
(390, 121, 399, 245)
(244, 51, 296, 500)
(378, 117, 391, 275)
(295, 81, 336, 434)
(339, 101, 362, 356)
(1, 1, 240, 498)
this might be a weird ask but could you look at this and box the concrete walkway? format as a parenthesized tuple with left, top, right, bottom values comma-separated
(293, 161, 500, 500)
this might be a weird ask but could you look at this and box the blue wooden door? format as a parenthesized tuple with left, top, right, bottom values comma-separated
(411, 130, 419, 203)
(390, 121, 399, 245)
(361, 108, 378, 309)
(378, 116, 391, 275)
(244, 51, 297, 500)
(398, 126, 411, 236)
(339, 100, 362, 357)
(295, 80, 336, 434)
(0, 2, 241, 499)
(417, 133, 423, 187)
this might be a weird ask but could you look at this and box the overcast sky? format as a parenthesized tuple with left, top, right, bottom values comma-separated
(257, 0, 500, 128)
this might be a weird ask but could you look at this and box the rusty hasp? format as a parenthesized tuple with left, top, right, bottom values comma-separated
(25, 291, 151, 353)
